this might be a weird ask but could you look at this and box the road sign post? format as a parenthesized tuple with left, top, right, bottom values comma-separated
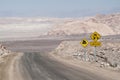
(90, 31, 101, 61)
(90, 41, 101, 61)
(94, 46, 96, 61)
(84, 48, 87, 61)
(80, 39, 88, 61)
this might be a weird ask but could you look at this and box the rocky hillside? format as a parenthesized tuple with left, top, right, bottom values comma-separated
(51, 41, 120, 71)
(47, 13, 120, 36)
(0, 44, 11, 57)
(89, 13, 120, 34)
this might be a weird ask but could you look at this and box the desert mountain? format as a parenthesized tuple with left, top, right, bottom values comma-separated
(0, 13, 120, 39)
(47, 13, 120, 36)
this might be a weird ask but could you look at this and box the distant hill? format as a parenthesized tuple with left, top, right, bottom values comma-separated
(47, 13, 120, 36)
(0, 13, 120, 39)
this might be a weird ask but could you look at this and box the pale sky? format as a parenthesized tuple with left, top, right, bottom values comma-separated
(0, 0, 120, 17)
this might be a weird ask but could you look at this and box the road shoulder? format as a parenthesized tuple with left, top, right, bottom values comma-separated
(49, 53, 120, 80)
(0, 52, 23, 80)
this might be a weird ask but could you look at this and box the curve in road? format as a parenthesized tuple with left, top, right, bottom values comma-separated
(20, 52, 105, 80)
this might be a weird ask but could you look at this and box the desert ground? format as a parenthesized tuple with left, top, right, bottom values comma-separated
(0, 35, 119, 80)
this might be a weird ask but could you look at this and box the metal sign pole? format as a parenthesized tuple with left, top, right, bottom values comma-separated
(80, 39, 88, 61)
(84, 48, 87, 61)
(94, 46, 97, 61)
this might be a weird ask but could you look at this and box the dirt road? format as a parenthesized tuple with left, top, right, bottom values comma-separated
(1, 38, 120, 80)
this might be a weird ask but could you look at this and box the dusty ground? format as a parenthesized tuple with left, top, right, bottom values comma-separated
(50, 52, 120, 80)
(51, 40, 120, 71)
(1, 50, 120, 80)
(0, 52, 24, 80)
(0, 35, 120, 80)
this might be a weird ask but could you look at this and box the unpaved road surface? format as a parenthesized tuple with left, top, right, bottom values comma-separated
(20, 52, 106, 80)
(1, 38, 120, 80)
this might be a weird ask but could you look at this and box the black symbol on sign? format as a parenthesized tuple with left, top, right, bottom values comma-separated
(82, 40, 86, 44)
(94, 34, 97, 36)
(93, 36, 99, 40)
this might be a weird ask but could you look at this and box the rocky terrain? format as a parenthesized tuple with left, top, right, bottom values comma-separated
(48, 13, 120, 71)
(0, 44, 22, 80)
(0, 44, 17, 80)
(51, 40, 120, 71)
(47, 13, 120, 36)
(0, 44, 12, 57)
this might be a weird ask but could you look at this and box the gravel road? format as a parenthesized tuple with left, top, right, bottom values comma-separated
(1, 36, 120, 80)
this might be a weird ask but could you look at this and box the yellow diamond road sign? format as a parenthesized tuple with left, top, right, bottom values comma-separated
(80, 39, 89, 48)
(90, 41, 101, 47)
(90, 32, 101, 41)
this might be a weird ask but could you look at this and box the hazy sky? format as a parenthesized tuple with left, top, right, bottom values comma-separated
(0, 0, 120, 17)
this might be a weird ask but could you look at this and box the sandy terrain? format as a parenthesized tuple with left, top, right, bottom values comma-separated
(0, 36, 119, 80)
(47, 13, 120, 36)
(51, 40, 120, 70)
(0, 53, 22, 80)
(1, 40, 119, 80)
(8, 53, 24, 80)
(0, 13, 120, 80)
(50, 52, 120, 80)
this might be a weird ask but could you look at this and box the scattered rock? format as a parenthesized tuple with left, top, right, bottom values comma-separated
(52, 41, 120, 71)
(0, 44, 11, 57)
